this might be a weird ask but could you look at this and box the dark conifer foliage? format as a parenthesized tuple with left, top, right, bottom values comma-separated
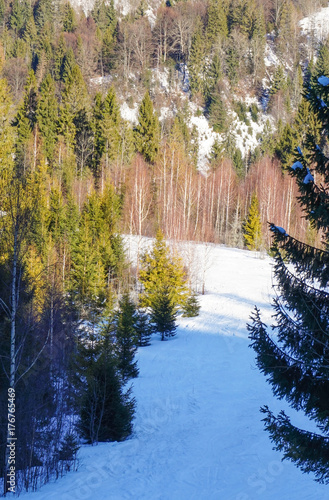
(151, 285, 177, 341)
(77, 330, 135, 444)
(135, 309, 153, 346)
(114, 293, 139, 381)
(248, 76, 329, 483)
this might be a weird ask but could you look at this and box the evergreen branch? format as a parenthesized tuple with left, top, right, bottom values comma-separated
(248, 307, 329, 424)
(261, 406, 329, 484)
(270, 227, 329, 286)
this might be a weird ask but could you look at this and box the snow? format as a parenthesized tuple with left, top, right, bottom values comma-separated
(189, 107, 220, 174)
(300, 7, 329, 42)
(318, 76, 329, 87)
(270, 225, 287, 236)
(120, 102, 139, 125)
(264, 37, 280, 68)
(21, 239, 328, 500)
(303, 168, 314, 184)
(291, 161, 303, 170)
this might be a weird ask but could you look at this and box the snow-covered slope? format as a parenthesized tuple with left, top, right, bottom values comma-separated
(300, 6, 329, 41)
(21, 240, 328, 500)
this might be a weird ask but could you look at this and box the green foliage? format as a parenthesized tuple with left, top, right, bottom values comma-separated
(243, 193, 262, 250)
(150, 285, 177, 341)
(62, 2, 77, 32)
(58, 432, 80, 462)
(234, 101, 250, 125)
(134, 92, 160, 163)
(78, 331, 135, 444)
(250, 103, 258, 123)
(226, 42, 239, 85)
(206, 0, 228, 46)
(269, 65, 286, 98)
(208, 84, 227, 133)
(248, 77, 329, 483)
(135, 309, 152, 346)
(209, 137, 223, 166)
(188, 22, 206, 96)
(139, 230, 190, 312)
(275, 123, 297, 169)
(182, 291, 200, 317)
(37, 73, 58, 162)
(114, 293, 139, 381)
(313, 38, 329, 78)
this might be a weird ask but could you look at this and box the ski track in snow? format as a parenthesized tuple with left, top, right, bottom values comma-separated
(21, 241, 328, 500)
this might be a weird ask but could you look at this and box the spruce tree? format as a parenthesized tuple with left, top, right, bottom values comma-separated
(134, 92, 160, 163)
(36, 73, 58, 162)
(150, 285, 177, 341)
(248, 75, 329, 483)
(78, 331, 135, 444)
(208, 83, 226, 133)
(135, 309, 152, 346)
(188, 23, 206, 96)
(139, 230, 190, 312)
(114, 293, 139, 381)
(314, 37, 329, 79)
(206, 0, 228, 47)
(243, 193, 262, 250)
(182, 291, 200, 318)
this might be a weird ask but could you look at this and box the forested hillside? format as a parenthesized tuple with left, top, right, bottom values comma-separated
(1, 0, 329, 494)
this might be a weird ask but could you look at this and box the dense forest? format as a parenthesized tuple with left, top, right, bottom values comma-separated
(0, 0, 329, 494)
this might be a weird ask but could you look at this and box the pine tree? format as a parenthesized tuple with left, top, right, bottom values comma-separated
(248, 75, 329, 483)
(243, 193, 262, 250)
(114, 293, 139, 381)
(134, 92, 160, 163)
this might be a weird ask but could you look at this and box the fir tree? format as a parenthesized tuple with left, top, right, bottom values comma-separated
(114, 293, 139, 381)
(248, 76, 329, 483)
(243, 193, 262, 250)
(134, 92, 160, 163)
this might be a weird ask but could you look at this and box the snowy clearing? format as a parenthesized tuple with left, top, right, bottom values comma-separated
(22, 242, 328, 500)
(300, 6, 329, 41)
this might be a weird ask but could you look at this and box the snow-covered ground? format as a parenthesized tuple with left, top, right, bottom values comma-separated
(21, 241, 328, 500)
(300, 6, 329, 41)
